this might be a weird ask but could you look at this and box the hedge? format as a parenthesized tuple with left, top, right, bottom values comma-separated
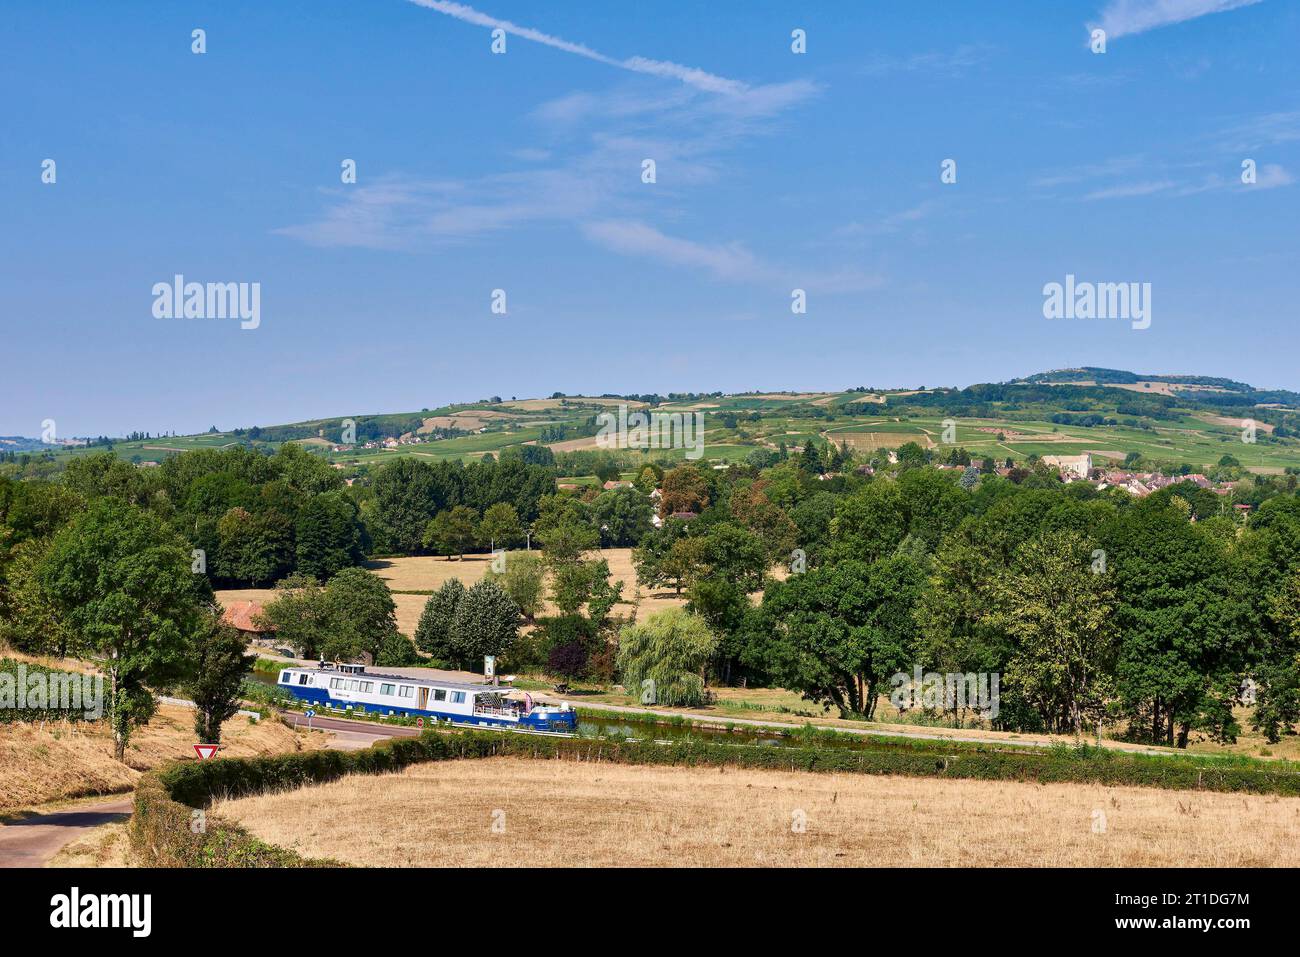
(131, 774, 337, 868)
(488, 736, 1300, 796)
(131, 734, 504, 867)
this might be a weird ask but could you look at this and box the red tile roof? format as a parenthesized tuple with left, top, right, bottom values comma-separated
(222, 600, 271, 633)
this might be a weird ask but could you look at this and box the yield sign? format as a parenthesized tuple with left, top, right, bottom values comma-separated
(193, 744, 219, 760)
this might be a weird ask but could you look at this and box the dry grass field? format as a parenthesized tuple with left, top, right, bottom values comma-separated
(542, 435, 605, 452)
(833, 432, 935, 452)
(218, 548, 686, 638)
(368, 548, 686, 633)
(0, 704, 322, 814)
(215, 756, 1300, 867)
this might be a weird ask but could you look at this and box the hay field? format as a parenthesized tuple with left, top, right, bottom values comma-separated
(217, 549, 687, 638)
(369, 548, 686, 633)
(215, 756, 1300, 868)
(834, 432, 935, 452)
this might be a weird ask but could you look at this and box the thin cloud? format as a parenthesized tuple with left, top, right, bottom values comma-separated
(581, 220, 762, 282)
(859, 44, 996, 78)
(1090, 0, 1265, 42)
(1255, 163, 1295, 188)
(281, 2, 849, 287)
(408, 0, 747, 95)
(1084, 179, 1176, 200)
(581, 219, 884, 294)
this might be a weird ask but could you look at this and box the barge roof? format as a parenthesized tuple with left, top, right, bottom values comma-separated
(286, 665, 510, 693)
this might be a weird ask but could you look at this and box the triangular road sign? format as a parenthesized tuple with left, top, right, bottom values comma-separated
(193, 744, 219, 760)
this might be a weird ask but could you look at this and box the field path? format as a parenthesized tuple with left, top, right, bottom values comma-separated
(0, 797, 133, 868)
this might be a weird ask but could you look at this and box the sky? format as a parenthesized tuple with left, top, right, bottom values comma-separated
(2, 0, 1298, 437)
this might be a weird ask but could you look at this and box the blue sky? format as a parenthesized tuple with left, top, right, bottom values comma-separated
(2, 0, 1297, 436)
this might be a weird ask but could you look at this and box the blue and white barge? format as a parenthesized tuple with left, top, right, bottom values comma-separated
(277, 662, 576, 732)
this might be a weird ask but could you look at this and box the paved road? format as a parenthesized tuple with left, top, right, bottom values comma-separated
(280, 711, 419, 749)
(0, 798, 133, 868)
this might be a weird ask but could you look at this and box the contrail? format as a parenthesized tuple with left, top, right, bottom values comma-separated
(406, 0, 749, 95)
(1091, 0, 1264, 41)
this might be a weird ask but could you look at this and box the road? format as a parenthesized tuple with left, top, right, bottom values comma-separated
(279, 711, 419, 749)
(0, 798, 133, 868)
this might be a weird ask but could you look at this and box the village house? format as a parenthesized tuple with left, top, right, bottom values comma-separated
(221, 600, 273, 643)
(1041, 453, 1092, 481)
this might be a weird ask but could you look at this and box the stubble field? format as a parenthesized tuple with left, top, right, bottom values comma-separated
(213, 756, 1300, 868)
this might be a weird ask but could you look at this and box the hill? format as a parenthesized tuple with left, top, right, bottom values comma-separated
(9, 369, 1300, 478)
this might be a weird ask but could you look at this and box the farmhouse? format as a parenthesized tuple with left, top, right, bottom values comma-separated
(221, 600, 273, 643)
(1041, 453, 1092, 480)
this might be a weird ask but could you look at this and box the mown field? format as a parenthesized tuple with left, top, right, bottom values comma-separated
(214, 756, 1300, 867)
(216, 547, 687, 638)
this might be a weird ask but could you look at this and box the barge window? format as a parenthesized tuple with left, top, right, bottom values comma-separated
(298, 674, 310, 685)
(450, 691, 465, 704)
(380, 683, 396, 696)
(281, 672, 292, 683)
(329, 678, 344, 690)
(398, 686, 413, 698)
(433, 689, 447, 702)
(347, 680, 359, 691)
(359, 681, 374, 692)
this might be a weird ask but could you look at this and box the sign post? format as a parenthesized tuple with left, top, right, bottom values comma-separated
(305, 708, 315, 730)
(485, 655, 497, 686)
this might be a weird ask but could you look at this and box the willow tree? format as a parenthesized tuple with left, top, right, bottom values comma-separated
(616, 609, 717, 707)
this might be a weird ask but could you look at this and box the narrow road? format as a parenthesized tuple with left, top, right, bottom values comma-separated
(0, 798, 133, 868)
(280, 711, 419, 749)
